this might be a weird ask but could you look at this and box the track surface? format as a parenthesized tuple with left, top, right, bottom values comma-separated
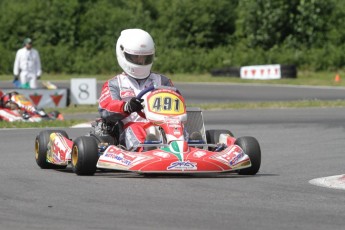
(1, 107, 345, 230)
(3, 81, 345, 103)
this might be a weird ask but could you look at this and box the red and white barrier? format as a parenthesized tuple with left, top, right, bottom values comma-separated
(3, 89, 68, 108)
(240, 64, 281, 80)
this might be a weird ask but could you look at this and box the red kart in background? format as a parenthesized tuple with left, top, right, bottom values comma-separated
(0, 91, 63, 122)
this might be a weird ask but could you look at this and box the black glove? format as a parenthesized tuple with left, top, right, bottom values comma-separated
(13, 75, 19, 81)
(124, 98, 143, 113)
(37, 75, 41, 80)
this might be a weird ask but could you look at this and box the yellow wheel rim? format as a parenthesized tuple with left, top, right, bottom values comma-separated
(35, 140, 39, 160)
(72, 146, 79, 167)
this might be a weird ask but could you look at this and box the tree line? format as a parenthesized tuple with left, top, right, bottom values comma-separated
(0, 0, 343, 75)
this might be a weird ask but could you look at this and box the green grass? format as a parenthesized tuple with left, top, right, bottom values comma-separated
(1, 70, 345, 86)
(51, 104, 99, 113)
(0, 119, 88, 128)
(2, 99, 344, 128)
(169, 71, 345, 87)
(57, 100, 345, 113)
(190, 99, 345, 110)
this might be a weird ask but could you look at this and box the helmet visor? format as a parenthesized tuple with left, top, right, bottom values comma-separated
(124, 52, 154, 65)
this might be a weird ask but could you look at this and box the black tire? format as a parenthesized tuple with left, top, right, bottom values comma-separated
(189, 131, 203, 140)
(206, 129, 234, 151)
(35, 130, 69, 169)
(71, 136, 99, 176)
(235, 136, 261, 175)
(95, 134, 116, 145)
(49, 111, 60, 119)
(210, 67, 240, 77)
(280, 65, 297, 78)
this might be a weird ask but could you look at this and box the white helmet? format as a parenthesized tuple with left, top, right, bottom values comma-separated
(116, 29, 155, 79)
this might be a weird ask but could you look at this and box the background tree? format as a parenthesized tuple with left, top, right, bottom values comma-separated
(0, 0, 343, 74)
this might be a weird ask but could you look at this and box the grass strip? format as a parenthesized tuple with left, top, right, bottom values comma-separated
(1, 70, 345, 86)
(190, 99, 345, 110)
(56, 99, 345, 114)
(0, 119, 88, 129)
(2, 99, 344, 128)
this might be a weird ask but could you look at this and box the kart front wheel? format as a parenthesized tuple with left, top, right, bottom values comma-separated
(235, 136, 261, 175)
(206, 129, 234, 150)
(71, 136, 99, 176)
(35, 130, 69, 169)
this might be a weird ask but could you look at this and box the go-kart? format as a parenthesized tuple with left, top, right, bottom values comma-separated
(35, 85, 261, 175)
(0, 91, 64, 122)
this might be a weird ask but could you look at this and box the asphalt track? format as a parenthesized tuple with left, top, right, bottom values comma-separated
(1, 83, 345, 230)
(3, 80, 345, 103)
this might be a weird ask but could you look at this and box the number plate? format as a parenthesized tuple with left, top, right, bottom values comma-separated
(147, 91, 185, 115)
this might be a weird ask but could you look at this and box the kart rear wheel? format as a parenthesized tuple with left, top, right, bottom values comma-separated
(35, 130, 69, 169)
(235, 136, 261, 175)
(206, 129, 234, 150)
(71, 136, 99, 176)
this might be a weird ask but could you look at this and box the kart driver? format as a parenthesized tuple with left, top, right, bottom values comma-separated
(0, 90, 19, 110)
(98, 29, 176, 151)
(0, 90, 43, 115)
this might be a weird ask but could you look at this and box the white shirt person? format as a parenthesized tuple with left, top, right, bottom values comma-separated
(13, 38, 42, 89)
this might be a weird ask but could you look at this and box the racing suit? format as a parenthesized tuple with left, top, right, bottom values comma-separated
(98, 72, 174, 150)
(13, 47, 42, 89)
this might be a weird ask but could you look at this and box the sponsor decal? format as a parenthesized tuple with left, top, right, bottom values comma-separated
(229, 151, 245, 166)
(53, 153, 64, 164)
(211, 145, 245, 166)
(131, 156, 150, 166)
(29, 93, 42, 106)
(193, 151, 207, 158)
(51, 133, 71, 163)
(167, 161, 197, 170)
(104, 152, 132, 166)
(102, 146, 151, 167)
(153, 152, 170, 158)
(173, 128, 182, 135)
(165, 117, 180, 124)
(162, 120, 183, 137)
(50, 93, 63, 106)
(211, 147, 235, 163)
(120, 88, 135, 98)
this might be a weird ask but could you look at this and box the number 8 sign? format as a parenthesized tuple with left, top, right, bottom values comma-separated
(71, 78, 97, 105)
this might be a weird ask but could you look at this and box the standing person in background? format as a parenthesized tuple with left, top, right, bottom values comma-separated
(13, 37, 42, 89)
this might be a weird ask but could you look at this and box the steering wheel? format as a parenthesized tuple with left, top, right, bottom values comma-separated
(136, 85, 180, 100)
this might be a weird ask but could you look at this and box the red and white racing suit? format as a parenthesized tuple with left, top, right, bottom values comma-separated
(98, 72, 174, 150)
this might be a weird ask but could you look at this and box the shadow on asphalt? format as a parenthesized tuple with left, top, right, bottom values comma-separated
(50, 167, 279, 179)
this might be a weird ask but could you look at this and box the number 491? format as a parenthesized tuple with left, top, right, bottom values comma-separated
(152, 97, 180, 112)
